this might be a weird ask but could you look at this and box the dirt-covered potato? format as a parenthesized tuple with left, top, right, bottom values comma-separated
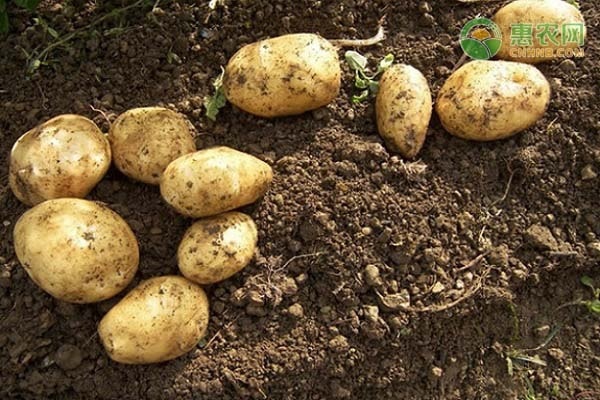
(98, 276, 209, 364)
(178, 212, 258, 284)
(109, 107, 196, 184)
(376, 64, 432, 158)
(9, 114, 111, 206)
(223, 33, 341, 118)
(493, 0, 586, 64)
(160, 146, 273, 218)
(435, 60, 550, 141)
(13, 198, 139, 303)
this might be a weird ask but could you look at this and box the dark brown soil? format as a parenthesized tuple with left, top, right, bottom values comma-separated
(1, 1, 599, 399)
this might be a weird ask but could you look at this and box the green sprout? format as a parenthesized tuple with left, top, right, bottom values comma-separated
(204, 67, 227, 121)
(1, 0, 41, 34)
(345, 50, 393, 104)
(580, 276, 600, 314)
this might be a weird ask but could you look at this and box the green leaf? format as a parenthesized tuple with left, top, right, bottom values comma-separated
(376, 53, 394, 74)
(47, 26, 59, 39)
(204, 67, 227, 121)
(13, 0, 41, 11)
(586, 299, 600, 314)
(345, 50, 367, 72)
(351, 90, 369, 104)
(354, 70, 369, 89)
(0, 11, 8, 34)
(581, 276, 595, 290)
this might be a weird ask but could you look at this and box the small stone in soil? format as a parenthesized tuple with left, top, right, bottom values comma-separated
(54, 344, 83, 370)
(287, 303, 304, 318)
(587, 242, 600, 258)
(581, 164, 597, 181)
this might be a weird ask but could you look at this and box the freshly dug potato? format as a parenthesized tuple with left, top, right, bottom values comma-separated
(109, 107, 196, 184)
(435, 60, 551, 141)
(9, 114, 111, 206)
(98, 276, 209, 364)
(160, 146, 273, 218)
(376, 64, 432, 158)
(178, 212, 258, 284)
(13, 198, 139, 303)
(223, 33, 341, 117)
(493, 0, 586, 64)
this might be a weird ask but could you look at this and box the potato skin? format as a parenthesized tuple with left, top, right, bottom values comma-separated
(376, 64, 432, 158)
(223, 33, 341, 118)
(13, 198, 139, 303)
(109, 107, 196, 185)
(493, 0, 586, 64)
(98, 276, 209, 364)
(435, 60, 551, 141)
(9, 114, 111, 206)
(160, 146, 273, 218)
(178, 212, 258, 284)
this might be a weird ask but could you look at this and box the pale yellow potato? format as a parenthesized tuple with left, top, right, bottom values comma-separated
(160, 146, 273, 218)
(376, 64, 432, 158)
(178, 212, 258, 285)
(223, 33, 341, 118)
(109, 107, 196, 185)
(493, 0, 586, 64)
(9, 114, 111, 206)
(13, 198, 139, 303)
(98, 276, 210, 364)
(435, 60, 551, 141)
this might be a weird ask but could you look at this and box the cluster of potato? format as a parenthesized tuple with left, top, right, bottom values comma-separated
(9, 108, 272, 364)
(221, 0, 584, 158)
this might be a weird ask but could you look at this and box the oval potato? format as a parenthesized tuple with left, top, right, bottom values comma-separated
(223, 33, 341, 118)
(493, 0, 586, 64)
(160, 146, 273, 218)
(13, 198, 139, 303)
(376, 64, 432, 158)
(435, 60, 551, 141)
(9, 114, 111, 206)
(98, 276, 209, 364)
(109, 107, 196, 185)
(178, 212, 258, 285)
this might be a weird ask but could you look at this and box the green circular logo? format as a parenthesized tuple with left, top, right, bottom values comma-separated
(460, 18, 503, 60)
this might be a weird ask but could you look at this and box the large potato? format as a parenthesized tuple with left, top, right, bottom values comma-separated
(13, 198, 139, 303)
(9, 114, 111, 206)
(223, 34, 341, 117)
(493, 0, 586, 64)
(98, 276, 209, 364)
(160, 146, 273, 218)
(435, 60, 551, 141)
(376, 64, 432, 158)
(109, 107, 196, 185)
(178, 212, 258, 284)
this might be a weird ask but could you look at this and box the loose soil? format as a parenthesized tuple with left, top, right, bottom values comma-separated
(1, 1, 599, 399)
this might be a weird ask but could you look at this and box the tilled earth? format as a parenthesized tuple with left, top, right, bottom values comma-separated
(1, 1, 599, 399)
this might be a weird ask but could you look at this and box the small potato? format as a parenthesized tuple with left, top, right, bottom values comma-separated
(109, 107, 196, 184)
(223, 33, 341, 117)
(160, 146, 273, 218)
(493, 0, 586, 64)
(98, 276, 210, 364)
(9, 114, 111, 206)
(13, 198, 139, 303)
(435, 60, 551, 141)
(376, 64, 432, 158)
(178, 212, 258, 284)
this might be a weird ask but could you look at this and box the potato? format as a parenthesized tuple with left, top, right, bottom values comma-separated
(178, 212, 257, 284)
(435, 60, 551, 141)
(109, 107, 196, 185)
(160, 146, 273, 218)
(376, 64, 432, 158)
(13, 198, 139, 303)
(9, 114, 111, 206)
(98, 276, 209, 364)
(493, 0, 586, 64)
(223, 33, 341, 118)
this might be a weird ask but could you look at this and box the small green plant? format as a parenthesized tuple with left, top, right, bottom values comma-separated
(0, 0, 41, 34)
(204, 67, 226, 121)
(345, 50, 393, 103)
(580, 276, 600, 314)
(523, 377, 539, 400)
(566, 0, 580, 8)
